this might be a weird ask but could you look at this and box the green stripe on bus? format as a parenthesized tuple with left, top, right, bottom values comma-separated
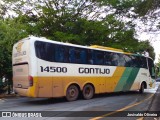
(122, 68, 140, 91)
(114, 67, 132, 92)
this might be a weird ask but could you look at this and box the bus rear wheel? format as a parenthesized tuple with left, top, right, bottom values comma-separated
(82, 84, 94, 100)
(66, 85, 79, 101)
(139, 83, 144, 94)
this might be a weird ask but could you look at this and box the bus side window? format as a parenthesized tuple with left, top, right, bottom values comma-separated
(130, 56, 135, 67)
(87, 50, 93, 64)
(35, 41, 43, 59)
(75, 48, 85, 64)
(80, 49, 87, 64)
(124, 55, 132, 67)
(35, 41, 54, 61)
(140, 57, 147, 68)
(69, 47, 75, 63)
(118, 54, 125, 66)
(131, 56, 140, 68)
(55, 45, 66, 62)
(69, 47, 87, 64)
(94, 50, 104, 65)
(46, 43, 55, 62)
(74, 48, 87, 64)
(111, 53, 119, 66)
(104, 52, 112, 66)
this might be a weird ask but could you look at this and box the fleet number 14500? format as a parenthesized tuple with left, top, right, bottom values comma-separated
(40, 66, 67, 73)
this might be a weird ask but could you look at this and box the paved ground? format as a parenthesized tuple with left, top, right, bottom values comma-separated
(148, 84, 160, 111)
(0, 82, 159, 120)
(144, 82, 160, 120)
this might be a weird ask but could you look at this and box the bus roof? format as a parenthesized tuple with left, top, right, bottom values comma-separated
(90, 45, 123, 52)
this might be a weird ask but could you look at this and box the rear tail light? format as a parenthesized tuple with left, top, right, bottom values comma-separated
(28, 76, 33, 86)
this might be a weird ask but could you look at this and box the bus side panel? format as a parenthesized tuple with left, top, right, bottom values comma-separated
(27, 40, 39, 97)
(130, 68, 149, 90)
(37, 60, 53, 98)
(114, 67, 140, 92)
(105, 67, 125, 92)
(52, 77, 64, 97)
(123, 68, 140, 91)
(37, 77, 52, 97)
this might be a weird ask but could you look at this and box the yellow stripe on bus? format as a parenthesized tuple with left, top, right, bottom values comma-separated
(27, 67, 125, 98)
(28, 77, 38, 97)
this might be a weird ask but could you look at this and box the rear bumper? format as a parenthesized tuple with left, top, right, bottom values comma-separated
(13, 87, 29, 97)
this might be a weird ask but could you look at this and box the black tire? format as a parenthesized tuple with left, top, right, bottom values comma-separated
(82, 84, 94, 100)
(66, 85, 79, 101)
(139, 83, 144, 94)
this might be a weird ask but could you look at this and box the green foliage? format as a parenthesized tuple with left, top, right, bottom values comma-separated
(135, 40, 155, 60)
(0, 19, 28, 79)
(135, 0, 154, 16)
(103, 0, 139, 9)
(0, 0, 156, 82)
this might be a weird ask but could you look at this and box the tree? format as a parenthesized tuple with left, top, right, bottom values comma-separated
(0, 0, 156, 83)
(0, 19, 28, 81)
(1, 0, 140, 47)
(135, 40, 155, 60)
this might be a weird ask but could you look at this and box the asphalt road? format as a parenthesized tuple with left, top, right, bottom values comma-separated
(0, 82, 159, 120)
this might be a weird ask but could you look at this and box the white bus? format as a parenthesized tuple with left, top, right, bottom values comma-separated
(12, 36, 156, 101)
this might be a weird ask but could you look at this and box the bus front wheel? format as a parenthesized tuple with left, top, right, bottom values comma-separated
(66, 85, 79, 101)
(82, 84, 94, 100)
(139, 83, 144, 94)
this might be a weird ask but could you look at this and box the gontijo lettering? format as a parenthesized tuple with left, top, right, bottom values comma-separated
(79, 67, 110, 74)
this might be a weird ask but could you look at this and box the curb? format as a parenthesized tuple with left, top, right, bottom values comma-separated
(0, 94, 18, 99)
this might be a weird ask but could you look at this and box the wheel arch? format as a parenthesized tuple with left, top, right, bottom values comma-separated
(140, 81, 147, 89)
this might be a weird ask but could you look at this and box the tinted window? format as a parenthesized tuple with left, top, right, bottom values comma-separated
(139, 57, 147, 68)
(68, 47, 87, 64)
(94, 50, 104, 65)
(111, 53, 119, 66)
(118, 54, 125, 66)
(104, 52, 112, 66)
(69, 47, 75, 63)
(124, 55, 133, 67)
(87, 50, 93, 64)
(129, 55, 147, 68)
(131, 56, 141, 67)
(55, 44, 68, 62)
(35, 41, 55, 62)
(35, 41, 149, 68)
(35, 41, 69, 63)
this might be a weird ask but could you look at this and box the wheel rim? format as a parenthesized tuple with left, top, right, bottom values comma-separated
(66, 85, 79, 101)
(69, 88, 76, 97)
